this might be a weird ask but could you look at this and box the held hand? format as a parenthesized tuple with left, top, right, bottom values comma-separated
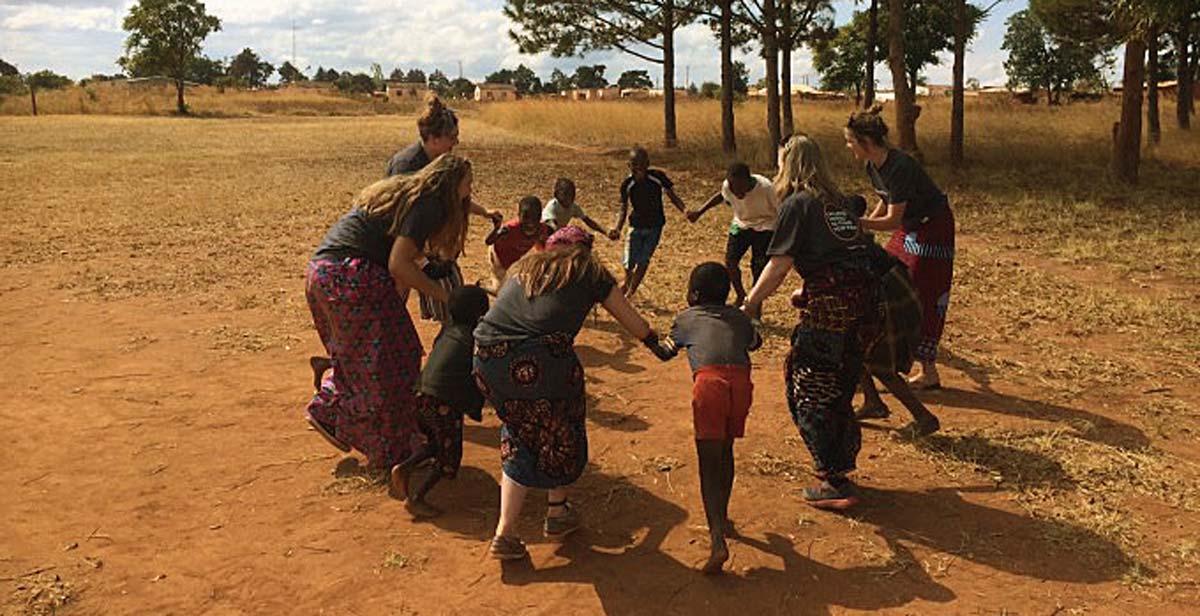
(686, 210, 701, 223)
(742, 300, 763, 322)
(608, 229, 621, 241)
(488, 209, 503, 224)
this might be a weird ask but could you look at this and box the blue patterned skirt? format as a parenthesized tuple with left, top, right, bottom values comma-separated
(473, 333, 588, 489)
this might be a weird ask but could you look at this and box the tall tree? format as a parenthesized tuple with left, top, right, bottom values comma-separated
(278, 61, 306, 84)
(813, 20, 867, 103)
(949, 0, 992, 167)
(119, 0, 222, 114)
(733, 0, 783, 148)
(1033, 0, 1177, 183)
(886, 0, 918, 153)
(718, 0, 737, 154)
(0, 59, 18, 77)
(188, 55, 226, 85)
(485, 64, 543, 94)
(1002, 8, 1103, 105)
(1147, 26, 1161, 145)
(228, 48, 274, 88)
(864, 0, 878, 107)
(428, 69, 451, 96)
(777, 1, 835, 137)
(405, 69, 427, 84)
(545, 68, 573, 93)
(618, 69, 655, 89)
(571, 64, 609, 88)
(1172, 1, 1199, 129)
(505, 0, 703, 147)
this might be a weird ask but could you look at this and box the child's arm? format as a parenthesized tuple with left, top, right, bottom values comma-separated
(748, 328, 763, 353)
(580, 214, 609, 236)
(644, 334, 678, 362)
(613, 199, 628, 238)
(688, 191, 724, 223)
(483, 220, 504, 245)
(665, 186, 687, 214)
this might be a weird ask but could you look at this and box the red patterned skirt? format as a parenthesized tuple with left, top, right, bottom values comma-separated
(305, 258, 423, 469)
(884, 205, 955, 362)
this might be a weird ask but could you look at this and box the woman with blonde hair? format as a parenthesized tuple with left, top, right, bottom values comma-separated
(744, 134, 880, 510)
(473, 225, 665, 560)
(305, 154, 474, 473)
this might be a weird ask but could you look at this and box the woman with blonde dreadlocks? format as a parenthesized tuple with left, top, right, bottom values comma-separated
(304, 154, 475, 473)
(743, 134, 880, 510)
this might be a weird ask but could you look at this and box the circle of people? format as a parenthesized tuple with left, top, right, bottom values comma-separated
(303, 96, 955, 574)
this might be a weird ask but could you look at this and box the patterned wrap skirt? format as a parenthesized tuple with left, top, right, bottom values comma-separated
(866, 264, 923, 379)
(305, 258, 423, 469)
(786, 263, 881, 478)
(885, 204, 954, 362)
(473, 333, 588, 489)
(414, 393, 465, 478)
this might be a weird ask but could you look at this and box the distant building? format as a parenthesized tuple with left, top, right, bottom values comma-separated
(124, 76, 199, 89)
(474, 83, 518, 102)
(565, 86, 621, 101)
(385, 81, 429, 100)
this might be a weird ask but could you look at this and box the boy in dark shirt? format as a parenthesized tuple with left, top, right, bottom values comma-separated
(651, 262, 761, 575)
(390, 286, 490, 518)
(613, 147, 687, 298)
(484, 196, 551, 292)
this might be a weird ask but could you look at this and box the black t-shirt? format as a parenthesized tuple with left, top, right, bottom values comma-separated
(767, 191, 872, 277)
(386, 141, 431, 177)
(474, 275, 616, 345)
(620, 169, 674, 229)
(312, 195, 447, 266)
(866, 149, 948, 231)
(419, 322, 484, 420)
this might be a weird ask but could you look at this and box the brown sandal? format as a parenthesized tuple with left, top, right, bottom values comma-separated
(489, 535, 529, 561)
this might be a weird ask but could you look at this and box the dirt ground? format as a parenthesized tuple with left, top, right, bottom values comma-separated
(1, 115, 1197, 615)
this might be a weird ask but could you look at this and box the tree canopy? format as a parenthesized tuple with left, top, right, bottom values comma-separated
(228, 48, 274, 88)
(617, 69, 654, 90)
(1002, 9, 1105, 104)
(119, 0, 221, 113)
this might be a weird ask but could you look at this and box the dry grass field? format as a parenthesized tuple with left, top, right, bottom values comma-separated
(1, 95, 1199, 614)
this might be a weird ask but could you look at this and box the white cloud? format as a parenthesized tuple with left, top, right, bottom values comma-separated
(2, 4, 122, 32)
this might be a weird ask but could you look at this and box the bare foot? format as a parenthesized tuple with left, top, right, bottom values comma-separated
(906, 363, 942, 390)
(900, 416, 941, 438)
(405, 498, 442, 519)
(855, 402, 891, 420)
(701, 542, 729, 575)
(388, 465, 410, 501)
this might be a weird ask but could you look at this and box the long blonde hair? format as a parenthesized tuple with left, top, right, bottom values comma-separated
(509, 244, 616, 299)
(356, 153, 472, 259)
(774, 133, 845, 206)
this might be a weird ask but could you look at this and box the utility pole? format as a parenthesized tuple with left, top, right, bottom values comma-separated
(458, 60, 463, 80)
(291, 19, 297, 65)
(685, 65, 690, 88)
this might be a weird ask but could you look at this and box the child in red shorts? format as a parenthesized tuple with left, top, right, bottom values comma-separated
(650, 262, 761, 574)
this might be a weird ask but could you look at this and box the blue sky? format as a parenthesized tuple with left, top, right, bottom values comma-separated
(0, 0, 1028, 86)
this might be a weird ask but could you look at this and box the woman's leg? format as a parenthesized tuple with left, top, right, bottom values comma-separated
(878, 374, 940, 436)
(495, 471, 530, 538)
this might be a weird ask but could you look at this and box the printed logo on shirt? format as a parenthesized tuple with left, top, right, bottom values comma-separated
(825, 203, 861, 242)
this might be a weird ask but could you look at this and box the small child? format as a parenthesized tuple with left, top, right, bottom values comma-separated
(613, 146, 687, 297)
(650, 262, 761, 575)
(541, 177, 614, 237)
(391, 285, 490, 518)
(485, 196, 552, 292)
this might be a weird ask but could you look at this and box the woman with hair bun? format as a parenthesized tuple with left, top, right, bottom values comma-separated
(845, 105, 955, 390)
(386, 94, 502, 322)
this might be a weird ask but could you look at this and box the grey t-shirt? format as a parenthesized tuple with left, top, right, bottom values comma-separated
(669, 304, 761, 372)
(312, 195, 447, 266)
(474, 275, 615, 345)
(386, 141, 430, 177)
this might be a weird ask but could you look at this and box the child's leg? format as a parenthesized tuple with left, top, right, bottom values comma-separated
(720, 439, 736, 535)
(389, 444, 432, 500)
(626, 263, 650, 297)
(879, 373, 940, 436)
(856, 371, 890, 419)
(696, 439, 730, 573)
(406, 469, 445, 518)
(725, 232, 752, 305)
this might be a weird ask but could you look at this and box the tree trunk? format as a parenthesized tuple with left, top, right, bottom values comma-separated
(1147, 26, 1160, 146)
(950, 0, 966, 167)
(176, 79, 187, 114)
(1112, 39, 1147, 184)
(1177, 20, 1193, 130)
(663, 0, 678, 148)
(719, 0, 736, 154)
(781, 43, 794, 137)
(864, 0, 878, 108)
(763, 0, 782, 149)
(886, 0, 918, 153)
(29, 85, 37, 117)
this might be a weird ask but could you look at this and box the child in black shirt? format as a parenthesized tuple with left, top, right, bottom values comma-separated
(613, 146, 687, 297)
(391, 285, 490, 518)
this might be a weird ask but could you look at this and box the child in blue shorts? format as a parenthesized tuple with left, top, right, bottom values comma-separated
(612, 146, 687, 297)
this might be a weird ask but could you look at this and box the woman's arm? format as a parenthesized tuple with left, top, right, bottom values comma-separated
(469, 198, 503, 223)
(742, 255, 794, 320)
(600, 285, 652, 340)
(389, 237, 449, 302)
(869, 199, 887, 218)
(860, 202, 906, 232)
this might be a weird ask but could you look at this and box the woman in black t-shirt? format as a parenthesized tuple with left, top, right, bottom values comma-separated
(743, 135, 880, 511)
(304, 154, 475, 474)
(386, 95, 502, 322)
(845, 106, 954, 390)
